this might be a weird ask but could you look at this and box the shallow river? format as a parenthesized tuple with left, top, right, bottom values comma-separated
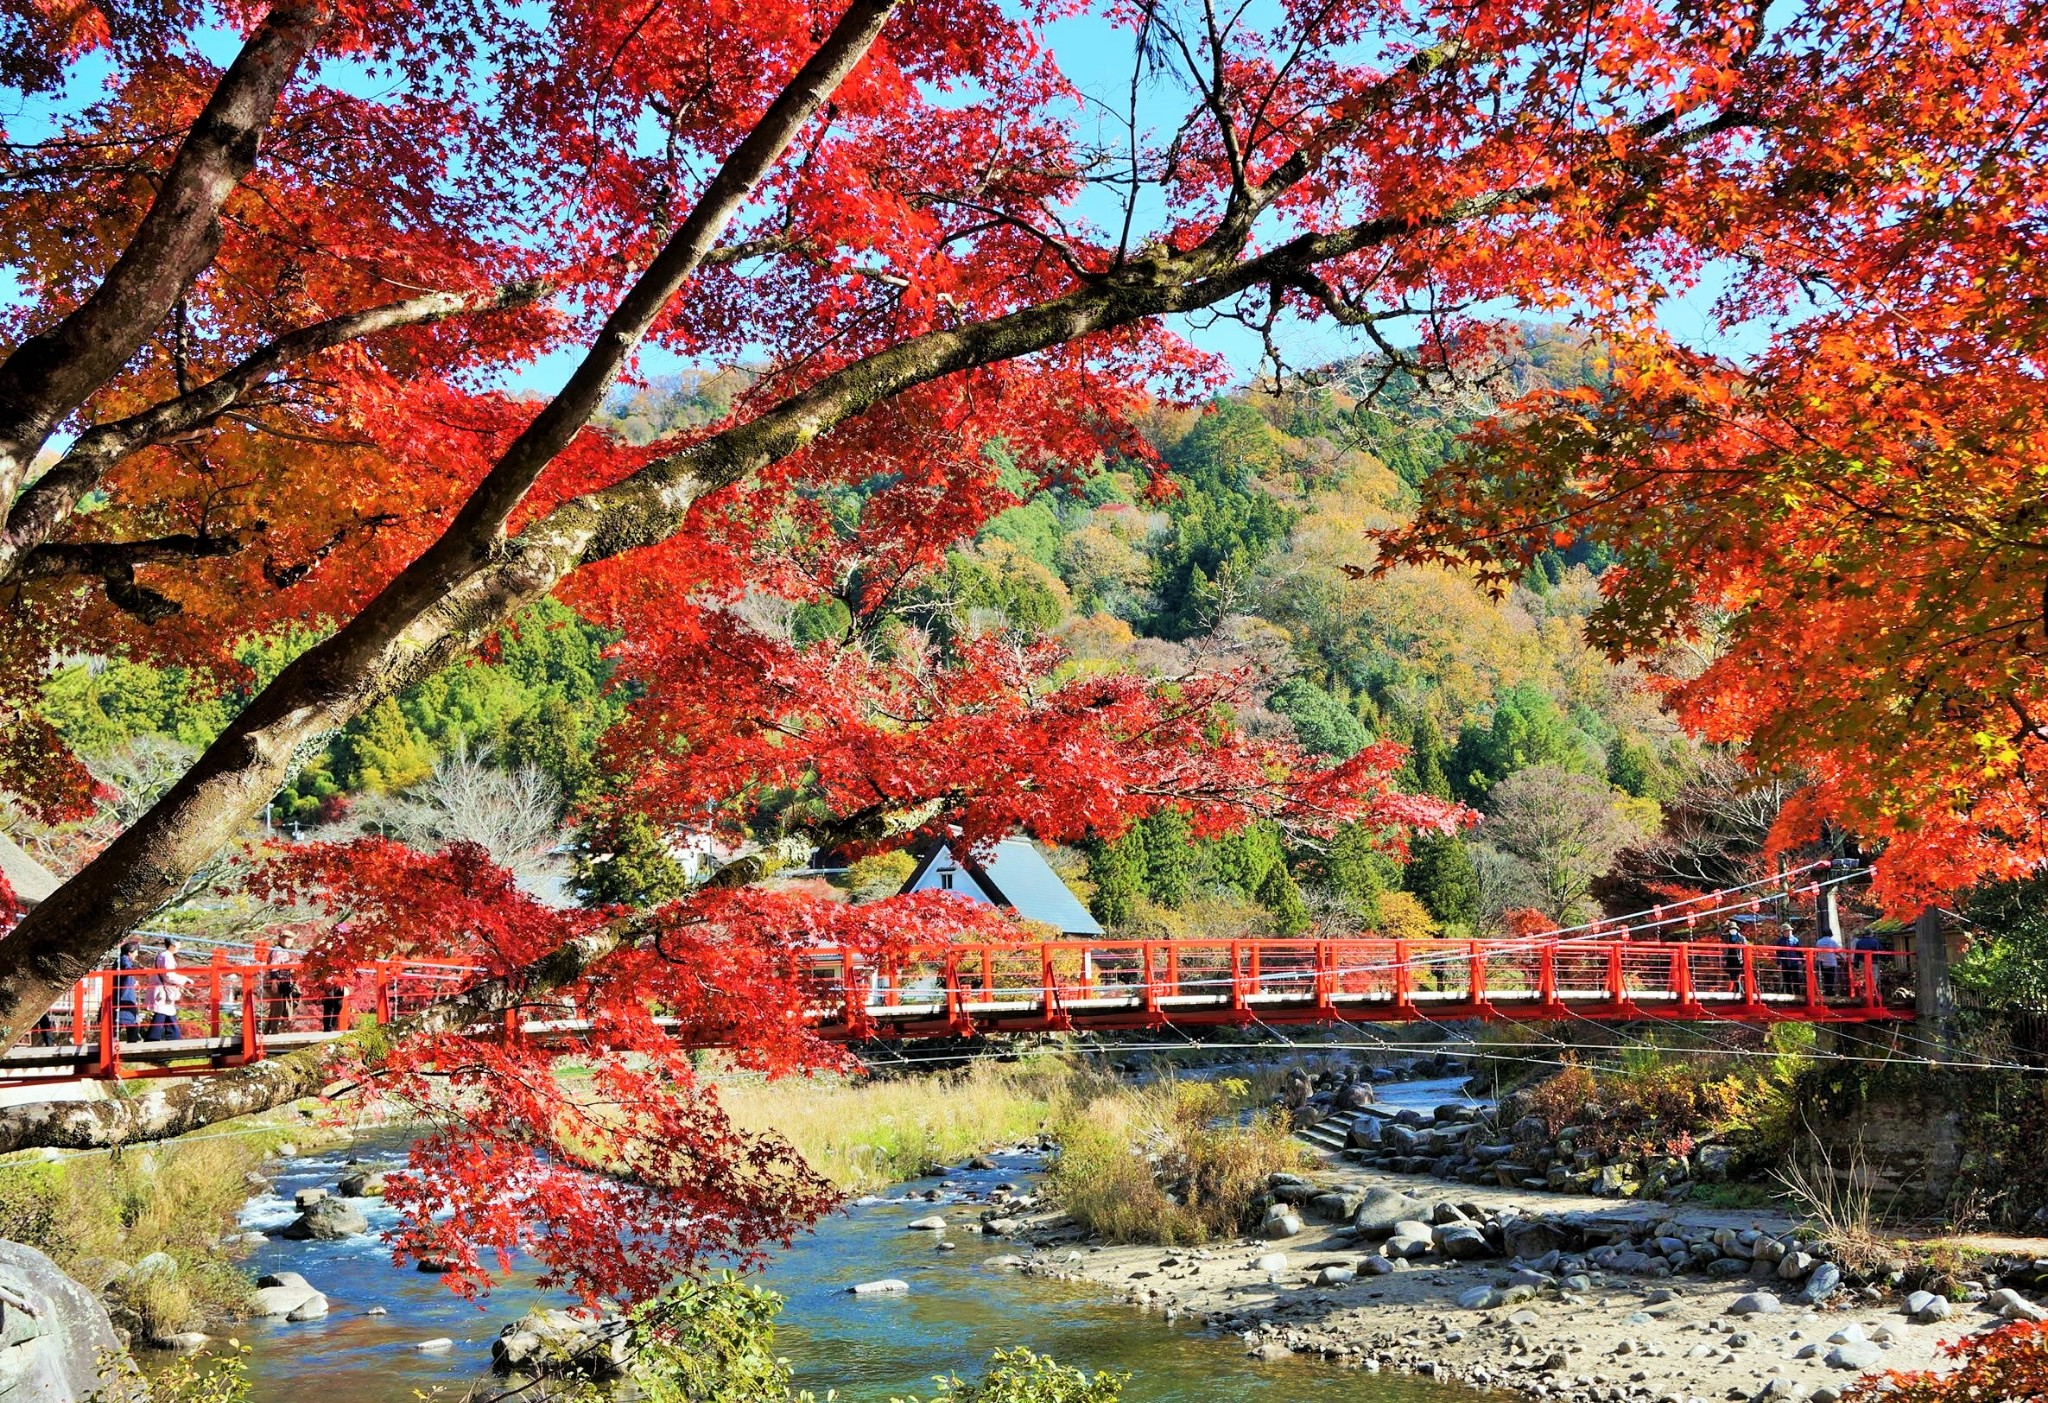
(236, 1075, 1488, 1402)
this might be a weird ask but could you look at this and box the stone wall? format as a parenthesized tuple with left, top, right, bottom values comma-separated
(1802, 1073, 1963, 1212)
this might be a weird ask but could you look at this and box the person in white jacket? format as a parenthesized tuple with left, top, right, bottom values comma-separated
(146, 939, 192, 1042)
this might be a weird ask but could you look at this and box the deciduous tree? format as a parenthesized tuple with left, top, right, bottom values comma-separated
(0, 0, 2028, 1300)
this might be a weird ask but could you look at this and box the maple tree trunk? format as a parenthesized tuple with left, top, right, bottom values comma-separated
(0, 2, 334, 575)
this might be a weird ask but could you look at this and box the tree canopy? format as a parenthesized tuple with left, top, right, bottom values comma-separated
(0, 0, 2038, 1301)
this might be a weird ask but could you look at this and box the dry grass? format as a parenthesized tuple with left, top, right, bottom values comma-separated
(0, 1136, 271, 1338)
(1046, 1078, 1311, 1246)
(1772, 1135, 1899, 1283)
(715, 1056, 1098, 1193)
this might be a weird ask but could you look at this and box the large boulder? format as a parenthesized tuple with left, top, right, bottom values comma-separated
(1352, 1187, 1428, 1237)
(0, 1240, 125, 1403)
(492, 1307, 631, 1379)
(278, 1199, 369, 1241)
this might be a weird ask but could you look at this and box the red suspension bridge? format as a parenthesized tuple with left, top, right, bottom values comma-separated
(1, 934, 1917, 1086)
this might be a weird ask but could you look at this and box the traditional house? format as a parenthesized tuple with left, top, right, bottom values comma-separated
(899, 836, 1102, 936)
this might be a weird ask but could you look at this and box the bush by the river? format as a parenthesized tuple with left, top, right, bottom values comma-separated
(1046, 1079, 1309, 1245)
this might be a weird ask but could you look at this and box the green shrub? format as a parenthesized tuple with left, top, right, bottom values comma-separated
(900, 1349, 1125, 1403)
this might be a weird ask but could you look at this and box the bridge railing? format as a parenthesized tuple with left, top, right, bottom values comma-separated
(10, 937, 1915, 1079)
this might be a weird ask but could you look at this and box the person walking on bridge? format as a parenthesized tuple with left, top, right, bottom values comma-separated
(146, 939, 192, 1042)
(1773, 926, 1804, 998)
(1721, 922, 1748, 996)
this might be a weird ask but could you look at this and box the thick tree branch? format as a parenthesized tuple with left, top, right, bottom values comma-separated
(0, 2, 334, 523)
(0, 279, 550, 584)
(13, 532, 243, 621)
(0, 0, 906, 1045)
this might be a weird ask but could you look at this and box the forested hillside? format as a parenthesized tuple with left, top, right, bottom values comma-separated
(8, 326, 1705, 939)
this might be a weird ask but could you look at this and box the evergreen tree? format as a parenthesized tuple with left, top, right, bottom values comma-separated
(575, 811, 690, 909)
(1269, 677, 1369, 758)
(1197, 821, 1286, 897)
(1136, 809, 1194, 908)
(1404, 831, 1480, 927)
(1319, 822, 1397, 919)
(1255, 861, 1312, 936)
(341, 697, 436, 792)
(1606, 733, 1672, 801)
(1448, 684, 1596, 800)
(1086, 833, 1145, 928)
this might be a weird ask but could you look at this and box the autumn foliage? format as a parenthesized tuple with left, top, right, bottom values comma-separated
(1843, 1320, 2048, 1403)
(0, 0, 2043, 1304)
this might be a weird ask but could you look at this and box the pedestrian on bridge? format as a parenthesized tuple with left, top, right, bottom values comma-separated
(146, 939, 191, 1042)
(1721, 922, 1748, 994)
(1814, 927, 1847, 999)
(1773, 925, 1804, 997)
(114, 937, 145, 1041)
(263, 933, 300, 1034)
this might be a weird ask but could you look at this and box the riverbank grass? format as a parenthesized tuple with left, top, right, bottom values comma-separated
(1046, 1078, 1309, 1245)
(0, 1135, 267, 1340)
(716, 1056, 1091, 1192)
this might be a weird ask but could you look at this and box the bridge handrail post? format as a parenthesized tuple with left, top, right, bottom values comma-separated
(1316, 940, 1334, 1012)
(1862, 951, 1880, 1012)
(1468, 940, 1485, 1011)
(1538, 944, 1557, 1007)
(1606, 944, 1624, 1006)
(1393, 940, 1412, 1014)
(1167, 943, 1181, 1000)
(1803, 950, 1820, 1014)
(209, 948, 226, 1039)
(240, 975, 261, 1064)
(1742, 945, 1759, 1009)
(1673, 942, 1694, 1008)
(1231, 940, 1247, 1014)
(1041, 945, 1056, 1017)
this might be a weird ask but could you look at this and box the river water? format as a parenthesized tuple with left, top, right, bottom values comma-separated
(235, 1075, 1487, 1403)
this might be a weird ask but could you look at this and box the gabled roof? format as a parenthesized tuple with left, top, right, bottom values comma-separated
(0, 831, 61, 909)
(901, 836, 1103, 936)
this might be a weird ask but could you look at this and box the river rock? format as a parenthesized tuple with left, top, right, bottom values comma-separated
(1826, 1342, 1883, 1370)
(0, 1240, 125, 1403)
(293, 1188, 328, 1210)
(251, 1283, 323, 1317)
(1352, 1188, 1427, 1237)
(285, 1294, 329, 1322)
(337, 1171, 387, 1198)
(258, 1271, 312, 1291)
(1433, 1223, 1491, 1260)
(1728, 1291, 1783, 1315)
(279, 1199, 369, 1240)
(1254, 1253, 1289, 1275)
(1457, 1285, 1502, 1310)
(1799, 1262, 1843, 1304)
(1905, 1290, 1950, 1322)
(1261, 1206, 1302, 1240)
(905, 1215, 947, 1232)
(849, 1279, 909, 1295)
(985, 1256, 1025, 1269)
(1504, 1219, 1566, 1261)
(1359, 1255, 1395, 1275)
(1385, 1221, 1435, 1259)
(1314, 1265, 1355, 1286)
(414, 1338, 453, 1352)
(492, 1308, 631, 1377)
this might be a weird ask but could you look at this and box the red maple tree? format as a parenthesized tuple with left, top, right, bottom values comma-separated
(0, 0, 2035, 1295)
